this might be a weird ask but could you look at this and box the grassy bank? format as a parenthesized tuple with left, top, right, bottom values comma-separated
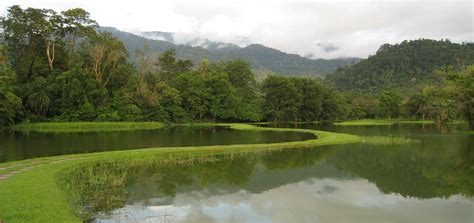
(12, 122, 165, 132)
(362, 136, 421, 145)
(0, 123, 360, 222)
(334, 119, 435, 126)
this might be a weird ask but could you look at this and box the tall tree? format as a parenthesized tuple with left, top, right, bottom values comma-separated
(405, 88, 431, 120)
(61, 8, 97, 69)
(262, 75, 300, 122)
(379, 90, 402, 119)
(442, 66, 474, 129)
(2, 6, 51, 79)
(205, 73, 238, 121)
(0, 66, 21, 128)
(223, 60, 262, 121)
(156, 49, 192, 83)
(82, 32, 127, 87)
(292, 78, 324, 121)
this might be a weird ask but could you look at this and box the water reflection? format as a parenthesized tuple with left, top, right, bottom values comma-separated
(97, 178, 472, 223)
(62, 123, 474, 222)
(0, 126, 313, 162)
(91, 142, 473, 222)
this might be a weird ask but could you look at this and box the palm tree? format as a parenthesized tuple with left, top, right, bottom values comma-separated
(28, 90, 51, 117)
(27, 77, 51, 118)
(413, 90, 430, 120)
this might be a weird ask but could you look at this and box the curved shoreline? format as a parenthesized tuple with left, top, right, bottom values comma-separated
(0, 124, 360, 222)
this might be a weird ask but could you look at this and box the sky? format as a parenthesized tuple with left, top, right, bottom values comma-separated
(1, 0, 473, 59)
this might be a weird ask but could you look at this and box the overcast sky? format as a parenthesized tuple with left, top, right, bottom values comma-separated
(1, 0, 472, 59)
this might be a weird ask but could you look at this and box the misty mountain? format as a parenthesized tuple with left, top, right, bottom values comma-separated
(98, 27, 359, 77)
(139, 31, 246, 50)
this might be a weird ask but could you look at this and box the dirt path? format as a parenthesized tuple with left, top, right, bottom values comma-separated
(0, 158, 80, 182)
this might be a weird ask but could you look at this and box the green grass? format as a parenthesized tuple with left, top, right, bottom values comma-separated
(0, 123, 360, 222)
(13, 122, 164, 132)
(334, 119, 434, 126)
(457, 130, 474, 134)
(334, 119, 394, 126)
(362, 136, 421, 145)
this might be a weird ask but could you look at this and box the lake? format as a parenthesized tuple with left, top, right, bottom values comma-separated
(0, 126, 314, 163)
(92, 123, 474, 223)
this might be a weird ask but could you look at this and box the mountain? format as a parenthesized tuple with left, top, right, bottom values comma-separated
(139, 31, 247, 50)
(98, 27, 359, 77)
(326, 39, 474, 95)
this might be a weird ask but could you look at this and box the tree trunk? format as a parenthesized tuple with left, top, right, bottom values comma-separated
(46, 41, 55, 70)
(68, 33, 77, 69)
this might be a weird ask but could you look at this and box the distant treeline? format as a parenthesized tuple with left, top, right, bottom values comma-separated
(327, 39, 474, 95)
(0, 5, 349, 129)
(326, 39, 473, 129)
(0, 6, 472, 130)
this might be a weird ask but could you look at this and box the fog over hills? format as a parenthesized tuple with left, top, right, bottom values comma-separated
(99, 27, 359, 77)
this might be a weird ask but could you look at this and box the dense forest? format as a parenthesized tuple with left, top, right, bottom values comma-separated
(327, 39, 474, 95)
(0, 5, 472, 130)
(327, 40, 473, 128)
(0, 6, 349, 129)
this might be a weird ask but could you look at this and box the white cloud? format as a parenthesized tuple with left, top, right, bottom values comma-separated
(96, 178, 474, 223)
(1, 0, 473, 59)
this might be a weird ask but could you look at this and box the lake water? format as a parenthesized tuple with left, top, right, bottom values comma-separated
(0, 126, 314, 163)
(93, 124, 474, 223)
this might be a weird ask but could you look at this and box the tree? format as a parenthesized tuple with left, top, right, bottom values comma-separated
(222, 60, 263, 121)
(135, 43, 158, 85)
(155, 82, 187, 122)
(61, 8, 97, 69)
(262, 75, 300, 122)
(40, 9, 64, 70)
(442, 66, 474, 129)
(2, 6, 52, 79)
(205, 73, 238, 121)
(26, 77, 51, 117)
(379, 90, 402, 119)
(156, 49, 192, 83)
(172, 72, 209, 120)
(320, 88, 349, 121)
(292, 78, 324, 121)
(405, 88, 431, 120)
(82, 32, 127, 87)
(0, 66, 21, 128)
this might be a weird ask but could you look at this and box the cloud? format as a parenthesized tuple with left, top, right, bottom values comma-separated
(1, 0, 472, 59)
(96, 178, 473, 223)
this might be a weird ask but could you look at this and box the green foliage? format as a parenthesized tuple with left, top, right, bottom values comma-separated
(379, 90, 402, 119)
(403, 88, 431, 120)
(3, 5, 467, 126)
(442, 65, 474, 129)
(362, 136, 421, 145)
(205, 73, 238, 120)
(344, 93, 380, 119)
(262, 75, 347, 122)
(262, 75, 300, 122)
(327, 39, 474, 95)
(172, 71, 209, 120)
(0, 67, 21, 128)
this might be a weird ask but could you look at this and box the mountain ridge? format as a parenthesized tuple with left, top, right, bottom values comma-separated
(98, 27, 359, 77)
(326, 39, 474, 95)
